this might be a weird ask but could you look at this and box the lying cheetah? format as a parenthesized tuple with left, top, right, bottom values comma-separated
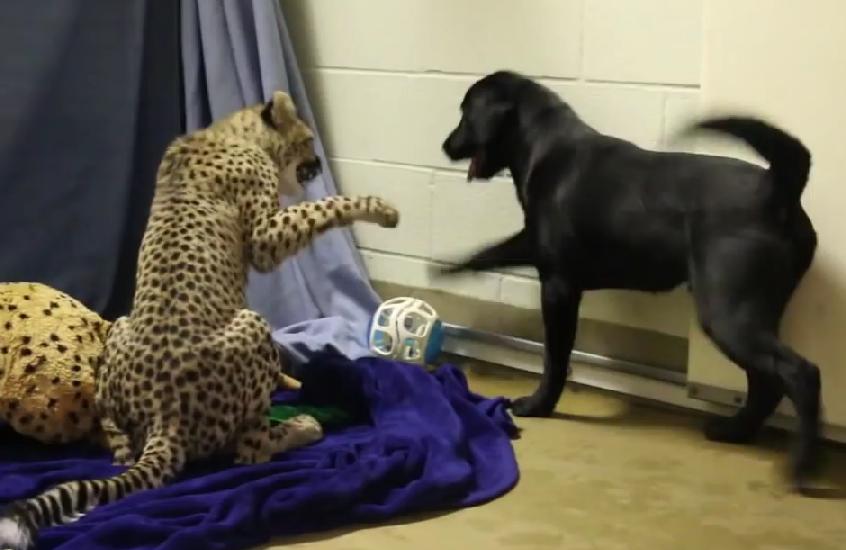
(0, 282, 301, 450)
(0, 91, 398, 549)
(0, 282, 108, 445)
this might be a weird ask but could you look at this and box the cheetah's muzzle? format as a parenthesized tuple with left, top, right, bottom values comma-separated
(296, 157, 322, 183)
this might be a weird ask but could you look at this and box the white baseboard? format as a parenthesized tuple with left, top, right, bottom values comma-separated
(442, 323, 846, 445)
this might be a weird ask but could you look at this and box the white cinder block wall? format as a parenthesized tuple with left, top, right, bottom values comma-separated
(281, 0, 704, 339)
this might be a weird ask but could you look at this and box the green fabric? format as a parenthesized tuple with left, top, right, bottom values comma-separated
(268, 404, 355, 430)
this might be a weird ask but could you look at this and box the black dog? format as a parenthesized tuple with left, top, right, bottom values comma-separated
(440, 71, 820, 488)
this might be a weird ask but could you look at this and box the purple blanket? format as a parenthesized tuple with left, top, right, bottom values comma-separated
(0, 355, 519, 550)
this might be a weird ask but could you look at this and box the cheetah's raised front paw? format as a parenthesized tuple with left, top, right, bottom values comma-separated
(368, 197, 399, 228)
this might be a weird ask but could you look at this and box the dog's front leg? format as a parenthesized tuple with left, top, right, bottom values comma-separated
(512, 276, 581, 417)
(441, 229, 534, 274)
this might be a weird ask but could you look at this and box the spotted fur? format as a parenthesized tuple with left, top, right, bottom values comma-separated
(0, 91, 399, 549)
(0, 282, 109, 446)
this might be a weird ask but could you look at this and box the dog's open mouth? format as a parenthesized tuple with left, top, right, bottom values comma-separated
(296, 157, 322, 183)
(467, 151, 484, 181)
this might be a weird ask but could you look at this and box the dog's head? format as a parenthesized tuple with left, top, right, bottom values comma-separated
(442, 71, 527, 181)
(259, 91, 323, 196)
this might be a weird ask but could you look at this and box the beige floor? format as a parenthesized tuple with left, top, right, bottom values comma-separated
(261, 366, 846, 550)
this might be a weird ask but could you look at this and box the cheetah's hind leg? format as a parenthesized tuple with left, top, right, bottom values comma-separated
(100, 416, 137, 466)
(98, 316, 137, 466)
(234, 416, 323, 465)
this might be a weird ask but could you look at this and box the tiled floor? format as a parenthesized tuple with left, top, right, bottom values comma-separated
(261, 365, 846, 550)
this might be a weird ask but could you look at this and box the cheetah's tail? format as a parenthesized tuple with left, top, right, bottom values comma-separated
(0, 434, 183, 550)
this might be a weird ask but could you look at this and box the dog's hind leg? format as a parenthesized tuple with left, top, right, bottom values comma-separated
(700, 321, 820, 487)
(690, 229, 820, 488)
(704, 369, 783, 444)
(512, 276, 581, 417)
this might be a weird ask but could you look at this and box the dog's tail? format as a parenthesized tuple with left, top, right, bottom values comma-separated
(691, 116, 811, 207)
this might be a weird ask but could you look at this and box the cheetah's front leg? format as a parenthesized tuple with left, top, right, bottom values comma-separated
(250, 195, 398, 271)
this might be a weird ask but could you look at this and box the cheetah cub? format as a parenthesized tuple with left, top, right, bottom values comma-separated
(0, 91, 398, 550)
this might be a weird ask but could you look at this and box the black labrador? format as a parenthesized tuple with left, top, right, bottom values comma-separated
(440, 71, 820, 488)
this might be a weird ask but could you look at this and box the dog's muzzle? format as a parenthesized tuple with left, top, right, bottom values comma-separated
(442, 131, 473, 161)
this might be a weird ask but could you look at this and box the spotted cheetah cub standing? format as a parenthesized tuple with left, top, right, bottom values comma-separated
(0, 91, 398, 550)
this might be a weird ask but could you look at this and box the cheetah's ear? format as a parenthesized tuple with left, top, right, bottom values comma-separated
(271, 91, 298, 122)
(260, 100, 277, 129)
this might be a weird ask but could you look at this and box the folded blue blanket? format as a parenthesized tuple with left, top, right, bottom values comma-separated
(0, 355, 519, 550)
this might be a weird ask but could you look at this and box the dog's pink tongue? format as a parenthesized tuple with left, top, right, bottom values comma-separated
(467, 156, 478, 181)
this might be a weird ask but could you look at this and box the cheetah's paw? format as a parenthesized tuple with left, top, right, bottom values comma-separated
(369, 198, 399, 228)
(289, 414, 324, 445)
(112, 449, 136, 467)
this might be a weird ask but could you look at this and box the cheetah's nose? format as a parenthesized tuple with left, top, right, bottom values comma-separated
(296, 157, 322, 183)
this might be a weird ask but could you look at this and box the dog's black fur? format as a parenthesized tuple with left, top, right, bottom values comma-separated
(441, 71, 820, 488)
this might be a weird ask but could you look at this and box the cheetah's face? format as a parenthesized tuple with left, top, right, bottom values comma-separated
(260, 91, 323, 197)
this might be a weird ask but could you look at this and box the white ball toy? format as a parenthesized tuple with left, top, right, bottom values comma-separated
(368, 297, 444, 365)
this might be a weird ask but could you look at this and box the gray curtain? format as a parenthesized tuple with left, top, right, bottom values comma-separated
(0, 0, 182, 318)
(181, 0, 380, 364)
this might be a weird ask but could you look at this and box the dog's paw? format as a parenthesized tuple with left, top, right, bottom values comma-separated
(511, 395, 555, 418)
(440, 263, 465, 275)
(368, 197, 399, 228)
(427, 262, 461, 280)
(789, 441, 823, 495)
(703, 415, 758, 444)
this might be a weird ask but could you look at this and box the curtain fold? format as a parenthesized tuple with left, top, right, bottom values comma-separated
(0, 0, 182, 318)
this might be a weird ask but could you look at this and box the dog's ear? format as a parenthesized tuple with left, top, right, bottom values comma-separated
(477, 100, 514, 137)
(487, 101, 513, 121)
(260, 100, 277, 129)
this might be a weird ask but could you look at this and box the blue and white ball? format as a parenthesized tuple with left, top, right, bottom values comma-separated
(368, 297, 444, 365)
